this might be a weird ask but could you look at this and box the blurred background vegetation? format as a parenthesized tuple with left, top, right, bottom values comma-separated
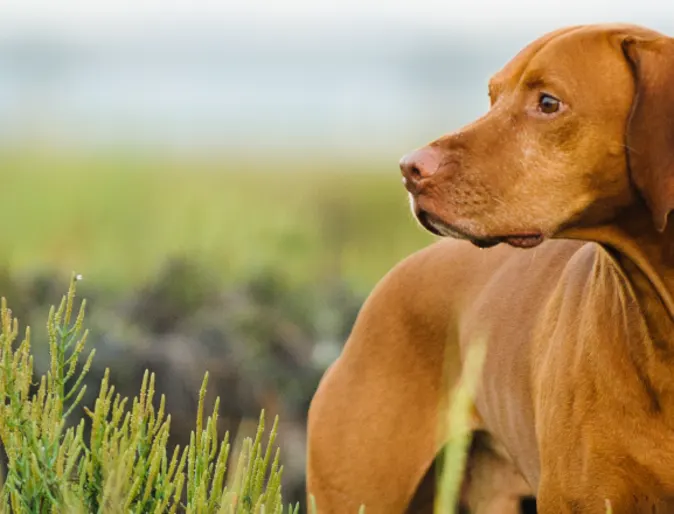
(1, 149, 435, 506)
(1, 1, 671, 509)
(2, 151, 435, 506)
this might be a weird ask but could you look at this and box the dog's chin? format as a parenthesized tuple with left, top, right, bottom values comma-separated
(416, 210, 495, 245)
(415, 210, 544, 249)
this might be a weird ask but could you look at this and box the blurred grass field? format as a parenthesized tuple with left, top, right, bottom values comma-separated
(1, 149, 434, 294)
(0, 148, 435, 506)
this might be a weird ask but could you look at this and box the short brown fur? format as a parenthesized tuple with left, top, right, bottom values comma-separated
(307, 24, 674, 513)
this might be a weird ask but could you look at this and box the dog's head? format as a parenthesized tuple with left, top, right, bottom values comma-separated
(400, 24, 674, 248)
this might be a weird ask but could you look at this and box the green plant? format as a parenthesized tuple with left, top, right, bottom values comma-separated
(0, 274, 297, 513)
(434, 340, 487, 514)
(2, 274, 614, 514)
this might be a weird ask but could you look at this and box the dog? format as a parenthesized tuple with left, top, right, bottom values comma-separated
(306, 23, 674, 513)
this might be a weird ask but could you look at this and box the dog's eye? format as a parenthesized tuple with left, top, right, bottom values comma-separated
(538, 93, 561, 114)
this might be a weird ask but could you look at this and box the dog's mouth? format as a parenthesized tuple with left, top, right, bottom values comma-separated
(417, 210, 544, 249)
(502, 234, 545, 248)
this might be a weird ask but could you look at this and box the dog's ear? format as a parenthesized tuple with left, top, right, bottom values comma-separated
(621, 36, 674, 232)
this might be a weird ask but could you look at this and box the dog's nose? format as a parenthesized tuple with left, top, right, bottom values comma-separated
(399, 147, 441, 191)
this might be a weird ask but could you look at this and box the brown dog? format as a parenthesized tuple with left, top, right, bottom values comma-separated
(306, 23, 674, 513)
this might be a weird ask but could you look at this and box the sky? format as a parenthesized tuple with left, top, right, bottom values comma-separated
(0, 1, 670, 153)
(0, 0, 670, 35)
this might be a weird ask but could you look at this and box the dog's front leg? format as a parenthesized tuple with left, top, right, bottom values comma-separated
(306, 252, 461, 513)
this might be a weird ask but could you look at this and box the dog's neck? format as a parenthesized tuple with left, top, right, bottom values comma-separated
(561, 205, 674, 344)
